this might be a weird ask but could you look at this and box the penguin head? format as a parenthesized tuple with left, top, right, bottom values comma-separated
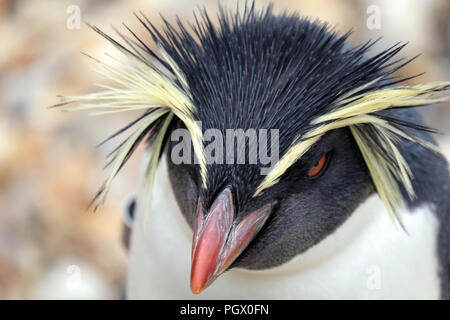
(159, 6, 445, 293)
(168, 125, 373, 293)
(57, 4, 450, 294)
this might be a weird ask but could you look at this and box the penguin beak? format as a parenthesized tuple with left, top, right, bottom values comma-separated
(190, 187, 272, 294)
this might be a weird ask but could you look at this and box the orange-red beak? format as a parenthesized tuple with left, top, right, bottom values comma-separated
(190, 187, 272, 294)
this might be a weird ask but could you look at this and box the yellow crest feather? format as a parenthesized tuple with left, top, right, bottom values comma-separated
(255, 80, 450, 225)
(57, 29, 207, 208)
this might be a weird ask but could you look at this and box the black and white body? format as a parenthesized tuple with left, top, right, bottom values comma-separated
(59, 4, 450, 299)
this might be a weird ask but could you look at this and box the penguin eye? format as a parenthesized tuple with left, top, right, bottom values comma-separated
(307, 154, 328, 177)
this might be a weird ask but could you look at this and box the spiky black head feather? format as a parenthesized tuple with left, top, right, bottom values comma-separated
(146, 4, 438, 213)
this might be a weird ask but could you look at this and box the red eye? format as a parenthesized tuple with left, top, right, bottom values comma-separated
(308, 154, 327, 177)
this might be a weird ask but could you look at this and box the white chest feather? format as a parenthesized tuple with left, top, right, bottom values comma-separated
(126, 156, 440, 299)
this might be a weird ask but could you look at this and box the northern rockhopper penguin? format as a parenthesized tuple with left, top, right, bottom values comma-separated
(56, 3, 450, 299)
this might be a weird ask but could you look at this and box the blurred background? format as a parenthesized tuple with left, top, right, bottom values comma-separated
(0, 0, 448, 299)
